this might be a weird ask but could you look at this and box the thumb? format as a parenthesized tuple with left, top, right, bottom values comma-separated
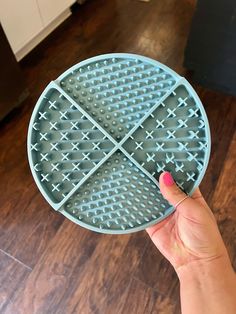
(159, 171, 188, 208)
(158, 171, 204, 219)
(159, 171, 216, 222)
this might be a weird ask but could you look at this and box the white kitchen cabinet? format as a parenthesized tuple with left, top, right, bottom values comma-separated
(0, 0, 43, 54)
(38, 0, 75, 26)
(0, 0, 75, 60)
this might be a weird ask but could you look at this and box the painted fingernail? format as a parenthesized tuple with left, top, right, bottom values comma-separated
(162, 172, 174, 186)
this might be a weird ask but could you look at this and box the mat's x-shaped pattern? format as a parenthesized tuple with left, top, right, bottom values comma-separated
(29, 78, 206, 211)
(28, 54, 210, 233)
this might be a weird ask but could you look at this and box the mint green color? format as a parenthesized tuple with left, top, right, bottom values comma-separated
(27, 53, 211, 234)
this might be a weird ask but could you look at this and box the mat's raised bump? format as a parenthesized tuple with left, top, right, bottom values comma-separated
(28, 53, 211, 234)
(60, 151, 173, 233)
(122, 84, 209, 193)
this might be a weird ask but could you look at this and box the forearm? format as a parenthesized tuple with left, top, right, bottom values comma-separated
(177, 256, 236, 314)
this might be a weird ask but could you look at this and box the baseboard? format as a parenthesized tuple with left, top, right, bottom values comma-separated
(15, 9, 72, 61)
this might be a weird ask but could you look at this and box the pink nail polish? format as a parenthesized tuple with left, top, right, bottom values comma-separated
(162, 172, 174, 186)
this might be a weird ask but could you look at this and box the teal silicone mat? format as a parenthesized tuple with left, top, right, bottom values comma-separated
(28, 53, 211, 234)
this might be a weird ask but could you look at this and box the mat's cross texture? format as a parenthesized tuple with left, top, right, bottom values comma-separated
(28, 54, 211, 234)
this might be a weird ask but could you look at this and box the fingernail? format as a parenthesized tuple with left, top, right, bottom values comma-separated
(162, 172, 174, 186)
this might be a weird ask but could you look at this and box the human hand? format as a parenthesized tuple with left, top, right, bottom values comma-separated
(146, 171, 229, 272)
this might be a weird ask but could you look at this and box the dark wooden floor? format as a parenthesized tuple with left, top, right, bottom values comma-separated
(0, 0, 235, 313)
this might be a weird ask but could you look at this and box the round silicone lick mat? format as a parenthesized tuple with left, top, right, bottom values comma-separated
(28, 53, 211, 234)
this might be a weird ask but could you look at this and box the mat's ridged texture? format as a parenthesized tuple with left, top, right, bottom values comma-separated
(28, 53, 211, 234)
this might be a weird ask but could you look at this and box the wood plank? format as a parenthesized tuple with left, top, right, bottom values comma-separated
(0, 0, 235, 313)
(56, 233, 133, 314)
(134, 239, 180, 298)
(52, 231, 147, 313)
(74, 231, 147, 314)
(3, 223, 147, 314)
(0, 250, 31, 313)
(0, 161, 64, 268)
(212, 131, 236, 219)
(0, 92, 64, 269)
(212, 131, 236, 269)
(196, 89, 236, 204)
(3, 221, 101, 313)
(119, 277, 180, 314)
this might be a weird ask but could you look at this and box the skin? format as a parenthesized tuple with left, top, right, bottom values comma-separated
(146, 172, 236, 314)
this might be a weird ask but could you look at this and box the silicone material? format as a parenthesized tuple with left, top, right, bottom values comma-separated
(28, 53, 211, 234)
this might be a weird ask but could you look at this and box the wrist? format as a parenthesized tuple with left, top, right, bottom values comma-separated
(177, 254, 236, 314)
(177, 254, 235, 285)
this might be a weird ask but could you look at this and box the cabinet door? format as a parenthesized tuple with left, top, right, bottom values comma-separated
(0, 0, 43, 53)
(0, 24, 28, 120)
(37, 0, 75, 26)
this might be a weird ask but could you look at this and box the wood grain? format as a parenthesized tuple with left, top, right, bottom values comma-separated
(62, 231, 147, 314)
(196, 88, 236, 204)
(4, 225, 147, 314)
(212, 131, 236, 269)
(0, 250, 30, 313)
(119, 278, 180, 314)
(3, 221, 101, 314)
(0, 0, 235, 313)
(134, 240, 179, 296)
(0, 88, 64, 268)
